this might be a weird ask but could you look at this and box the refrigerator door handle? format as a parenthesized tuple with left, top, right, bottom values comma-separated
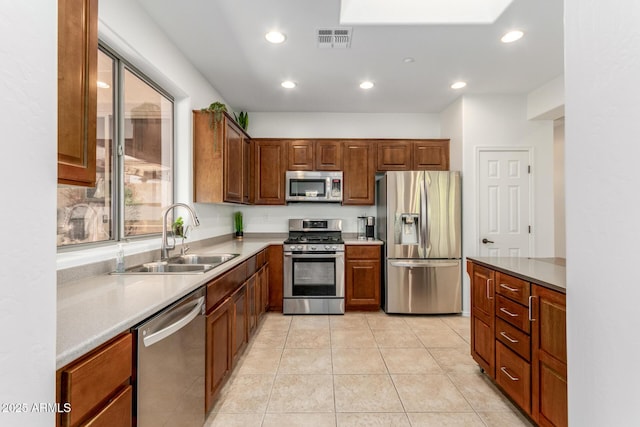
(420, 174, 428, 255)
(389, 260, 459, 268)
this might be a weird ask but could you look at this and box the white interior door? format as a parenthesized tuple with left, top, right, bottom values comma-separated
(478, 149, 531, 257)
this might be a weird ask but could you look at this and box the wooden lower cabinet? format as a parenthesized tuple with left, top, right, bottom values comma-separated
(205, 298, 232, 413)
(57, 333, 132, 427)
(531, 285, 567, 427)
(469, 261, 496, 376)
(467, 261, 567, 426)
(247, 273, 258, 335)
(231, 283, 248, 362)
(267, 245, 284, 312)
(345, 245, 381, 310)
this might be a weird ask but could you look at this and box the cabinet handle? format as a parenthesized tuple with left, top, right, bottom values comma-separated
(499, 331, 519, 343)
(528, 296, 536, 321)
(499, 307, 518, 317)
(500, 366, 520, 381)
(486, 278, 493, 300)
(500, 283, 518, 293)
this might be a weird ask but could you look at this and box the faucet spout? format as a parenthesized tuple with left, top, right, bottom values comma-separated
(160, 203, 200, 260)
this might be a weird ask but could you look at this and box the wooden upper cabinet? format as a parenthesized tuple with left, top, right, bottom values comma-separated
(58, 0, 98, 187)
(253, 139, 286, 205)
(315, 140, 342, 170)
(288, 140, 314, 170)
(376, 140, 412, 171)
(413, 139, 450, 170)
(193, 111, 251, 204)
(342, 141, 375, 205)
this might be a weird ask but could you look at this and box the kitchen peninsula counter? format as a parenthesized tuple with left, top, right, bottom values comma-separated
(466, 256, 566, 293)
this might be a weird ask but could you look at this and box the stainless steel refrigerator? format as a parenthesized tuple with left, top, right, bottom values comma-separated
(377, 171, 462, 314)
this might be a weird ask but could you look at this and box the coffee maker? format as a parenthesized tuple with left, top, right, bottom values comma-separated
(357, 216, 376, 240)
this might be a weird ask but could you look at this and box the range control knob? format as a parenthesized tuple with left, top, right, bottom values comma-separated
(325, 245, 331, 250)
(332, 246, 338, 250)
(311, 246, 317, 251)
(297, 245, 303, 251)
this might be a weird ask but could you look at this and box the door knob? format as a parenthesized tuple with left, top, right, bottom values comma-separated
(482, 238, 494, 244)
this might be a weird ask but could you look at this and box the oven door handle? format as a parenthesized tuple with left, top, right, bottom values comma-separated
(284, 253, 342, 259)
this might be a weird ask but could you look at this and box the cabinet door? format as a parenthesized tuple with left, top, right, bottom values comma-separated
(288, 140, 314, 170)
(254, 140, 286, 205)
(247, 273, 258, 336)
(376, 141, 411, 171)
(224, 121, 244, 203)
(261, 264, 270, 313)
(531, 285, 567, 427)
(315, 140, 343, 170)
(342, 141, 375, 205)
(267, 245, 284, 312)
(468, 262, 496, 376)
(345, 259, 380, 310)
(58, 0, 98, 187)
(82, 385, 132, 427)
(231, 284, 248, 364)
(243, 136, 252, 203)
(205, 298, 232, 412)
(413, 140, 450, 170)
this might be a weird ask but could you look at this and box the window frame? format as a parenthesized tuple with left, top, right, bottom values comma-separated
(57, 42, 175, 252)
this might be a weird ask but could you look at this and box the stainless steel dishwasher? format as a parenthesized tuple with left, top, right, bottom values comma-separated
(134, 288, 205, 427)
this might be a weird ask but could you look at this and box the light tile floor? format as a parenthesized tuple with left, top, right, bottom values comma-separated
(205, 312, 533, 427)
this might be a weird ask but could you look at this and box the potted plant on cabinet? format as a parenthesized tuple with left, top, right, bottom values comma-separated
(234, 211, 243, 240)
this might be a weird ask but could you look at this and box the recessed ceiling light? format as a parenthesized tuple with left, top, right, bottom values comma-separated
(281, 80, 296, 89)
(450, 81, 467, 89)
(359, 81, 374, 89)
(97, 81, 110, 89)
(265, 31, 286, 44)
(403, 57, 415, 63)
(501, 30, 524, 43)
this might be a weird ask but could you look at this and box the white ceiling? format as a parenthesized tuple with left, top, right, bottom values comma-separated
(136, 0, 563, 114)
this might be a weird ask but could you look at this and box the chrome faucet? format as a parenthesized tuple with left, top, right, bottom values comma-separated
(160, 203, 200, 260)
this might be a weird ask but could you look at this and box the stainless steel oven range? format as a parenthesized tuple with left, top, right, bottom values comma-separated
(283, 219, 345, 314)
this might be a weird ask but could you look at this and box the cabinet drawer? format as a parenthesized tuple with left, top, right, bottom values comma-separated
(82, 385, 132, 427)
(206, 263, 247, 312)
(496, 318, 531, 362)
(346, 245, 380, 259)
(496, 342, 531, 414)
(60, 334, 132, 427)
(496, 295, 530, 333)
(256, 250, 265, 267)
(496, 272, 530, 305)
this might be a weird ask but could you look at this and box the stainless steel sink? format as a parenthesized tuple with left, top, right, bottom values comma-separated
(168, 253, 239, 265)
(111, 253, 239, 275)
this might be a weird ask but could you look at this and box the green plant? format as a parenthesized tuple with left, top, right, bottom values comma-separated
(201, 101, 228, 131)
(233, 111, 249, 131)
(233, 211, 243, 233)
(172, 216, 185, 238)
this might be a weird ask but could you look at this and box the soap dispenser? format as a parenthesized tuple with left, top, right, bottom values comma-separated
(115, 244, 125, 273)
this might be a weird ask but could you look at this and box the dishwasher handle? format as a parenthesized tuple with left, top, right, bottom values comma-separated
(143, 296, 205, 347)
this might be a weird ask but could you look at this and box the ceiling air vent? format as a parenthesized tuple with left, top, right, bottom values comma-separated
(317, 28, 352, 49)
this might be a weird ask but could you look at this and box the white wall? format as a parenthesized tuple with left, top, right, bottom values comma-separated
(553, 119, 565, 258)
(440, 97, 464, 172)
(565, 1, 640, 424)
(0, 2, 57, 425)
(527, 74, 565, 120)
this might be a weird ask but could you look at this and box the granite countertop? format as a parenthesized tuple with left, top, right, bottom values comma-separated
(467, 256, 566, 293)
(56, 237, 281, 369)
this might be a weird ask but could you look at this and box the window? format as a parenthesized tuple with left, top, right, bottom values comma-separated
(57, 46, 174, 247)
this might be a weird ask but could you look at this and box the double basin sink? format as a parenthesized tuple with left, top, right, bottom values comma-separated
(113, 253, 239, 275)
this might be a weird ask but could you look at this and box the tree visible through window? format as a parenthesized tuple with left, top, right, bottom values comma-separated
(57, 46, 174, 247)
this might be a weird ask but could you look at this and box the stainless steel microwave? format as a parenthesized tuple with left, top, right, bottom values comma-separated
(285, 171, 343, 203)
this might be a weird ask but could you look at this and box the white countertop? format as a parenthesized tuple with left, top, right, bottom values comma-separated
(467, 257, 566, 293)
(56, 238, 280, 369)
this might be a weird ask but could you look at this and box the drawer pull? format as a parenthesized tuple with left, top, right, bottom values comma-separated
(500, 331, 519, 343)
(500, 366, 520, 381)
(528, 296, 536, 321)
(500, 307, 518, 317)
(500, 283, 519, 293)
(486, 278, 493, 300)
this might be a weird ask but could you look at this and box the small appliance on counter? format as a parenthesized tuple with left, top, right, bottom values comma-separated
(357, 216, 376, 240)
(283, 219, 345, 314)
